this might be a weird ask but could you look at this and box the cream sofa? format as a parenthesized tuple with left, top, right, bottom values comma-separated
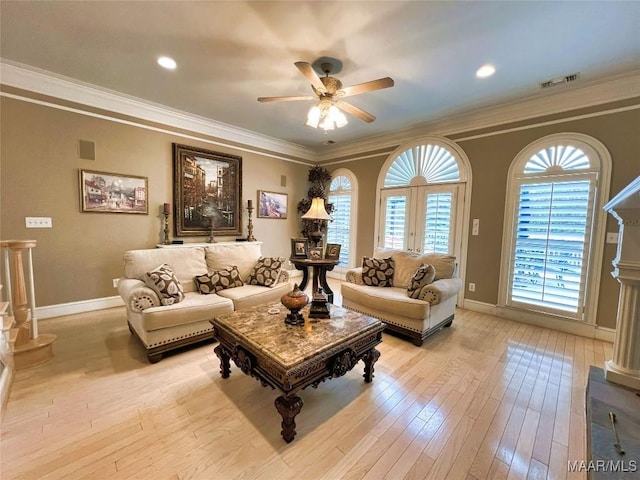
(341, 249, 462, 346)
(117, 243, 290, 362)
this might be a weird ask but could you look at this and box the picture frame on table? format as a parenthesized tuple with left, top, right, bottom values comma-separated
(291, 238, 308, 258)
(325, 243, 341, 261)
(173, 143, 242, 237)
(79, 169, 148, 214)
(258, 190, 288, 219)
(308, 246, 323, 260)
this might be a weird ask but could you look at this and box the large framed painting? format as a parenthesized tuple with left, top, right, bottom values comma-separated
(257, 190, 288, 219)
(173, 143, 242, 237)
(79, 169, 148, 214)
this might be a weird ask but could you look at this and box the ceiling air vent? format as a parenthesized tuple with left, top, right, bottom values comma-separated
(540, 73, 580, 89)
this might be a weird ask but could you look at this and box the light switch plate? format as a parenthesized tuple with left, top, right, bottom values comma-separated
(25, 217, 52, 228)
(472, 218, 479, 236)
(606, 232, 619, 244)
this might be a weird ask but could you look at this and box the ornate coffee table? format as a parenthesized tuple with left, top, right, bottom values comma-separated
(210, 302, 384, 443)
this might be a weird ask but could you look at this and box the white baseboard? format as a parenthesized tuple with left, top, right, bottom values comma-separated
(461, 299, 497, 315)
(462, 300, 615, 342)
(36, 296, 124, 320)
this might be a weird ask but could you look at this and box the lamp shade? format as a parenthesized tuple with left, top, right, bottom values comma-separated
(301, 197, 332, 220)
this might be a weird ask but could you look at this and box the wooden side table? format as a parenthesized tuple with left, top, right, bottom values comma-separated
(289, 257, 339, 303)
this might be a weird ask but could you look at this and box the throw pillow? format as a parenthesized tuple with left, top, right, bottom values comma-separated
(362, 257, 394, 287)
(144, 264, 184, 306)
(247, 257, 285, 287)
(407, 263, 436, 299)
(194, 266, 244, 294)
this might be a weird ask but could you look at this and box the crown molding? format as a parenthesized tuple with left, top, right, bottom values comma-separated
(2, 58, 638, 165)
(316, 70, 640, 162)
(0, 59, 317, 162)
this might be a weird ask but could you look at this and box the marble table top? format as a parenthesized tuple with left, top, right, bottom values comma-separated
(212, 301, 383, 369)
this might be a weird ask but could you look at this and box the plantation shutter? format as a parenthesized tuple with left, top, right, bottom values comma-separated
(509, 174, 595, 317)
(382, 192, 409, 249)
(423, 191, 453, 254)
(327, 192, 351, 267)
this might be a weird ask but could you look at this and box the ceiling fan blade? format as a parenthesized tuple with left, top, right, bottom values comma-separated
(294, 61, 327, 94)
(257, 95, 315, 103)
(336, 100, 376, 123)
(339, 77, 394, 97)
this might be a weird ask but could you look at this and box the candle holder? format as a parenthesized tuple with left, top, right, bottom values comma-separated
(163, 203, 171, 245)
(163, 212, 170, 245)
(246, 204, 256, 242)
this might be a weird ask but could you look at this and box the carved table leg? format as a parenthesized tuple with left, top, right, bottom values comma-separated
(362, 347, 381, 383)
(214, 344, 231, 378)
(294, 265, 310, 292)
(275, 394, 303, 443)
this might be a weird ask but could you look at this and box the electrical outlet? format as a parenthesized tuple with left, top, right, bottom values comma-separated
(112, 278, 120, 288)
(468, 282, 476, 292)
(25, 217, 52, 228)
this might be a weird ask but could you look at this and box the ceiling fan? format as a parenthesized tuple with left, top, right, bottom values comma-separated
(257, 61, 394, 130)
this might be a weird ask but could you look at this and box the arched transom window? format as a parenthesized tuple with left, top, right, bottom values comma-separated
(378, 139, 468, 257)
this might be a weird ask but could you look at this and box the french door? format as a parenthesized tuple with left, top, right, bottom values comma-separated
(379, 184, 461, 255)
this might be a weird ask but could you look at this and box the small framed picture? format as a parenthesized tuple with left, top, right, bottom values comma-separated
(308, 246, 323, 260)
(258, 190, 288, 219)
(79, 169, 148, 214)
(291, 238, 308, 258)
(325, 243, 341, 260)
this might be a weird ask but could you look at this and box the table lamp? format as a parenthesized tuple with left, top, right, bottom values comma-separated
(301, 197, 332, 247)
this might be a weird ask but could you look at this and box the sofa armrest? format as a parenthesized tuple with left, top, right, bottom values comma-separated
(278, 269, 290, 284)
(117, 278, 161, 312)
(418, 277, 463, 305)
(346, 267, 364, 285)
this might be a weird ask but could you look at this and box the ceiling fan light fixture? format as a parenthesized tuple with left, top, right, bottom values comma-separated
(306, 105, 321, 128)
(306, 101, 347, 131)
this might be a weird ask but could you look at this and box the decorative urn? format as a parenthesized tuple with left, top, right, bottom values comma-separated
(281, 283, 309, 326)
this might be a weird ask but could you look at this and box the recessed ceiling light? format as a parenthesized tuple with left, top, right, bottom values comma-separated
(157, 56, 177, 70)
(476, 64, 495, 79)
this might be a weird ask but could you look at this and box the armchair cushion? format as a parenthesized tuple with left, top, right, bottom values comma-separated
(144, 264, 185, 306)
(247, 257, 285, 287)
(362, 257, 394, 287)
(194, 266, 243, 294)
(407, 264, 436, 299)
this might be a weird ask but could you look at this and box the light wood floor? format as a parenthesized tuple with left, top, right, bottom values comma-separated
(1, 288, 612, 479)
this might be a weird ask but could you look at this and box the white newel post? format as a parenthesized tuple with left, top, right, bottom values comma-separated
(0, 240, 56, 369)
(603, 176, 640, 390)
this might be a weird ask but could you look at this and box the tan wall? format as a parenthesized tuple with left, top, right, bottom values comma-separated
(0, 97, 310, 306)
(329, 154, 387, 264)
(332, 105, 640, 329)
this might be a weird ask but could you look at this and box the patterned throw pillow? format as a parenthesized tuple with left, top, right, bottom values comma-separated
(144, 264, 184, 306)
(194, 266, 244, 294)
(407, 263, 436, 299)
(247, 257, 285, 287)
(362, 257, 394, 287)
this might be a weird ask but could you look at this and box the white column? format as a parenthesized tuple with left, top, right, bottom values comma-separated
(603, 176, 640, 389)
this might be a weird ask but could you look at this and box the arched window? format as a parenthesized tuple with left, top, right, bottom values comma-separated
(377, 137, 470, 255)
(326, 169, 358, 270)
(499, 133, 611, 322)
